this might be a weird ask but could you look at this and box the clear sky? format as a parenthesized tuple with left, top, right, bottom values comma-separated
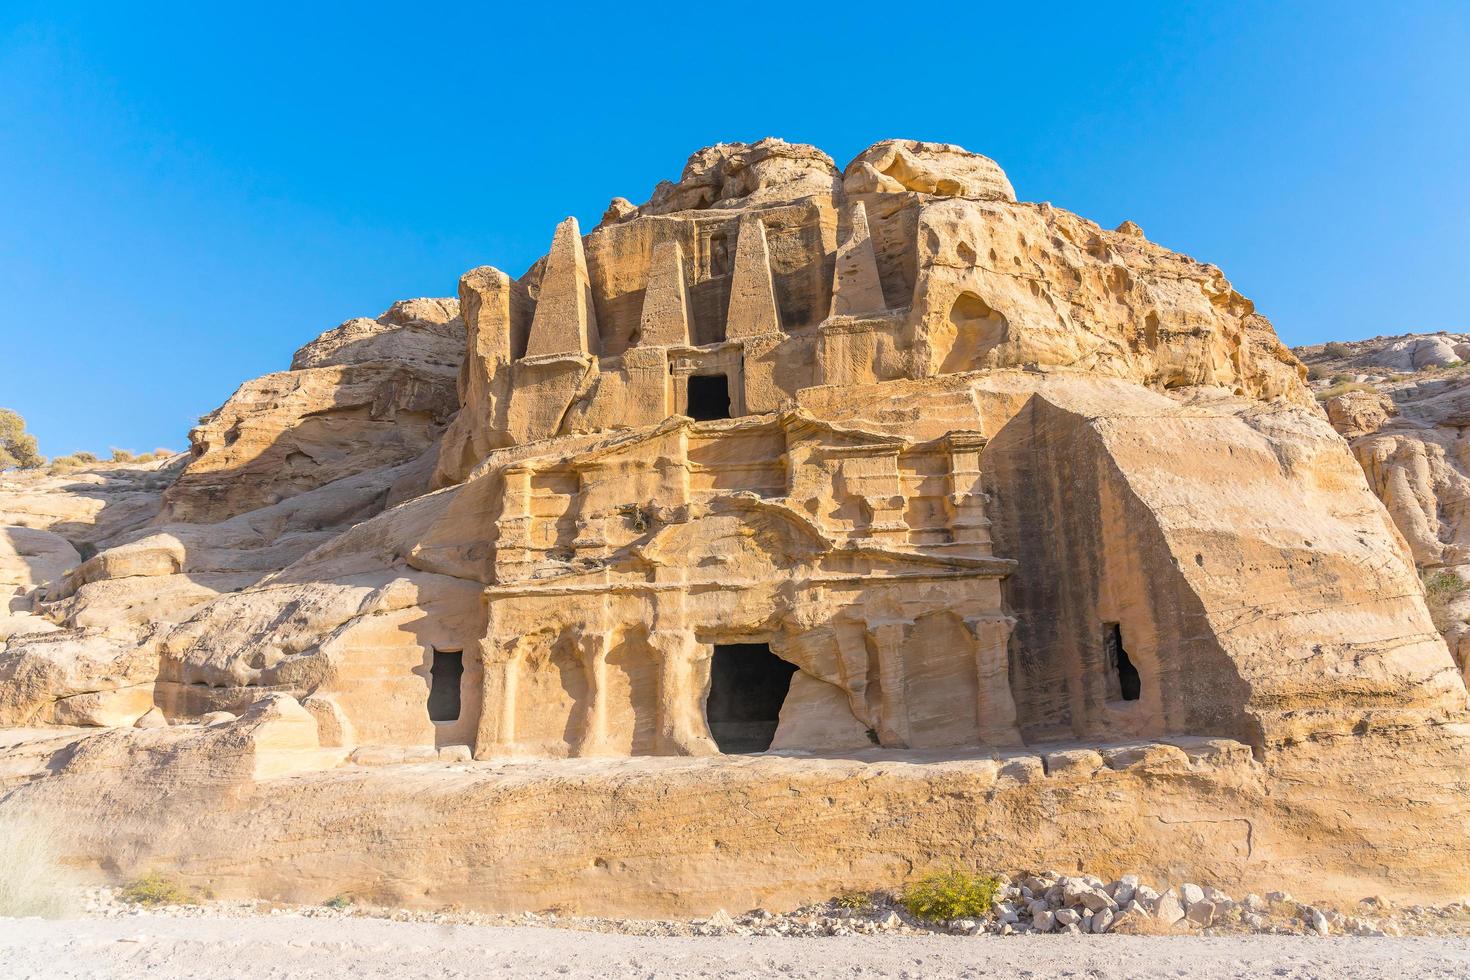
(2, 2, 1467, 458)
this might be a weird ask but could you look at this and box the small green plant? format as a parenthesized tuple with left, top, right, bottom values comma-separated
(1423, 570, 1468, 633)
(1322, 341, 1351, 359)
(898, 868, 1002, 922)
(833, 890, 875, 912)
(118, 871, 197, 907)
(323, 893, 354, 909)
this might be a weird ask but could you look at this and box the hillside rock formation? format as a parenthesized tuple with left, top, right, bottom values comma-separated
(2, 141, 1468, 915)
(1299, 333, 1470, 678)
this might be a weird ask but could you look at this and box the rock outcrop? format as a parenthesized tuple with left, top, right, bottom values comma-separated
(163, 299, 463, 524)
(2, 140, 1468, 915)
(1300, 333, 1470, 681)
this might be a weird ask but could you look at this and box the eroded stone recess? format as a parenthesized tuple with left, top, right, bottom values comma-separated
(2, 139, 1469, 915)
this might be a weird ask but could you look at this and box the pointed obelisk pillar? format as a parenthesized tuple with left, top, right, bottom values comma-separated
(829, 201, 886, 318)
(724, 214, 781, 339)
(637, 241, 692, 347)
(524, 216, 599, 358)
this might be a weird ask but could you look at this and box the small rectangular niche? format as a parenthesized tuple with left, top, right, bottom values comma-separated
(685, 373, 731, 421)
(428, 650, 463, 722)
(1102, 622, 1141, 702)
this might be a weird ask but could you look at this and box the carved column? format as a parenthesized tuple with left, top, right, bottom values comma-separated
(964, 614, 1023, 746)
(476, 634, 529, 758)
(570, 462, 611, 558)
(648, 629, 718, 756)
(945, 432, 991, 554)
(832, 623, 876, 731)
(574, 627, 613, 757)
(495, 465, 535, 582)
(866, 618, 914, 747)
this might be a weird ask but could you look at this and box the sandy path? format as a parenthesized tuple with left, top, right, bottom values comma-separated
(5, 914, 1470, 979)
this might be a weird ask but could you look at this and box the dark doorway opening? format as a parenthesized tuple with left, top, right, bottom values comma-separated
(686, 374, 731, 421)
(709, 231, 730, 278)
(1103, 623, 1140, 702)
(428, 650, 463, 722)
(706, 643, 798, 753)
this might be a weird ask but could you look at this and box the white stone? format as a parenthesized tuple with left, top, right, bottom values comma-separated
(1154, 888, 1185, 925)
(1186, 899, 1216, 927)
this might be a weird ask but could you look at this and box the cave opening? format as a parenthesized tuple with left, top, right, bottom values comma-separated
(706, 643, 798, 753)
(1103, 622, 1141, 702)
(428, 650, 464, 722)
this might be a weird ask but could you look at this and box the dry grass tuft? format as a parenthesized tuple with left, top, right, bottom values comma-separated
(1423, 570, 1468, 633)
(0, 809, 82, 918)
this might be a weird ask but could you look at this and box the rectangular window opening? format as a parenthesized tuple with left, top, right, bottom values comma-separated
(428, 650, 464, 722)
(1103, 622, 1141, 702)
(685, 373, 731, 421)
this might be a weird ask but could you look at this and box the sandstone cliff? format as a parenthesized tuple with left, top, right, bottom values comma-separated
(2, 140, 1467, 915)
(1299, 332, 1470, 681)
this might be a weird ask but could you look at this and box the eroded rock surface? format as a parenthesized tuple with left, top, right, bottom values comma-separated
(2, 140, 1468, 915)
(1300, 333, 1470, 680)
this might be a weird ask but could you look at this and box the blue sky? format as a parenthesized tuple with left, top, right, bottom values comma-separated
(2, 2, 1467, 458)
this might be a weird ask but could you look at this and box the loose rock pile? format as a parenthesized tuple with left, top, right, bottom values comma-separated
(75, 872, 1470, 939)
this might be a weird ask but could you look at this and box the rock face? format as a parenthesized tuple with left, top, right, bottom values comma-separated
(1300, 333, 1470, 681)
(163, 299, 463, 524)
(3, 140, 1470, 915)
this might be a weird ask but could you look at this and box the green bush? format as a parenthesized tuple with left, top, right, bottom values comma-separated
(118, 871, 197, 907)
(0, 408, 45, 470)
(323, 893, 353, 909)
(898, 869, 1001, 922)
(1423, 570, 1468, 633)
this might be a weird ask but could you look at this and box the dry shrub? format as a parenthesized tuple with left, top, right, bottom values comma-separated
(1315, 381, 1375, 401)
(1423, 570, 1468, 633)
(0, 808, 82, 918)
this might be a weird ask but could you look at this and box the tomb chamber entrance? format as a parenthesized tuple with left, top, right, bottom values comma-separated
(705, 643, 798, 753)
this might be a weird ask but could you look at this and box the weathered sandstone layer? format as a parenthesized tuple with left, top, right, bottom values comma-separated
(2, 140, 1467, 915)
(1299, 333, 1470, 682)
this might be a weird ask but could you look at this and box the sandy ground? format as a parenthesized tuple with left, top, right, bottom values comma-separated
(4, 915, 1470, 979)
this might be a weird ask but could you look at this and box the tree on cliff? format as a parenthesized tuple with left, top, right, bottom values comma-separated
(0, 408, 45, 470)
